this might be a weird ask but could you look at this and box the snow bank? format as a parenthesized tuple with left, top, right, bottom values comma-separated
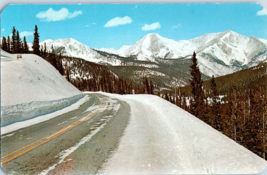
(95, 92, 267, 174)
(0, 50, 81, 106)
(1, 50, 83, 126)
(1, 95, 89, 135)
(1, 94, 84, 127)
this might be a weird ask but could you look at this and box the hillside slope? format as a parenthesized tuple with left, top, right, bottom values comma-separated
(1, 50, 84, 126)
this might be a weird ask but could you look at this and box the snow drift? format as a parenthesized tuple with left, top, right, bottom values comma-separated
(0, 50, 84, 126)
(97, 93, 267, 174)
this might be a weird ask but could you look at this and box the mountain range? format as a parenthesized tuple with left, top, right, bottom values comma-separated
(33, 30, 267, 78)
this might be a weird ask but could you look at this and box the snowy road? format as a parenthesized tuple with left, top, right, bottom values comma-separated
(1, 93, 130, 175)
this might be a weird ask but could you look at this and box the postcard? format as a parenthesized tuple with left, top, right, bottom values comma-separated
(1, 3, 267, 175)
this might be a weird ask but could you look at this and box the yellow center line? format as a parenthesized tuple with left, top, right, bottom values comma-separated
(1, 94, 105, 165)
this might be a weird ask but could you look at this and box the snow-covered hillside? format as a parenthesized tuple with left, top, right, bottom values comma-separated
(1, 50, 84, 126)
(97, 93, 267, 174)
(97, 48, 117, 54)
(29, 38, 122, 66)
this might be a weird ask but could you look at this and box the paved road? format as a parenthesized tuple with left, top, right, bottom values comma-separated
(1, 93, 130, 175)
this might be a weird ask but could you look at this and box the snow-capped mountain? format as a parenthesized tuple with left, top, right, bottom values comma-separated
(116, 33, 193, 61)
(117, 31, 267, 77)
(29, 38, 122, 66)
(184, 31, 267, 76)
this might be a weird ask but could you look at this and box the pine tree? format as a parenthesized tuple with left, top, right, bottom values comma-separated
(11, 26, 17, 53)
(177, 88, 182, 107)
(165, 93, 170, 101)
(210, 75, 220, 129)
(143, 77, 149, 94)
(16, 30, 21, 53)
(32, 25, 40, 55)
(23, 36, 28, 53)
(43, 42, 47, 59)
(1, 37, 7, 51)
(150, 80, 154, 94)
(7, 36, 11, 53)
(40, 45, 43, 56)
(230, 85, 238, 141)
(189, 51, 204, 118)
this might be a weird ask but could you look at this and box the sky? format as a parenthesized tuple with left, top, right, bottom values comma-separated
(1, 3, 267, 50)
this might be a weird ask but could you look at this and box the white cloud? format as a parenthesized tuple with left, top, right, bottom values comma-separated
(86, 25, 89, 27)
(92, 22, 96, 25)
(20, 31, 33, 38)
(104, 16, 132, 28)
(36, 8, 82, 22)
(141, 22, 161, 31)
(2, 28, 4, 32)
(257, 8, 267, 16)
(67, 10, 82, 18)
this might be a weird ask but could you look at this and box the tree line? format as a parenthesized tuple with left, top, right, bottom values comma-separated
(1, 26, 29, 54)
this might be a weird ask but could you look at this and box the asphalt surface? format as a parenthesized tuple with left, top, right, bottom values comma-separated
(1, 93, 130, 175)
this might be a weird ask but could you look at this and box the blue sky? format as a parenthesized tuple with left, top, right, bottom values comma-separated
(1, 3, 267, 50)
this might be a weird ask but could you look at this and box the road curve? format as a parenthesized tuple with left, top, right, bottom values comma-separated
(1, 93, 130, 175)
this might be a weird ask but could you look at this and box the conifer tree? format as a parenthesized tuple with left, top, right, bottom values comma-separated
(43, 42, 47, 59)
(32, 25, 40, 55)
(177, 88, 182, 107)
(210, 75, 220, 129)
(57, 53, 64, 75)
(165, 92, 169, 101)
(23, 36, 28, 53)
(143, 77, 149, 94)
(189, 52, 204, 118)
(231, 85, 237, 141)
(16, 30, 21, 53)
(1, 37, 7, 51)
(40, 45, 43, 56)
(150, 80, 154, 94)
(11, 26, 17, 53)
(7, 36, 11, 53)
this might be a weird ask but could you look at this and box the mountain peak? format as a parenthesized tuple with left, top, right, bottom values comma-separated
(54, 38, 80, 44)
(146, 33, 160, 37)
(221, 30, 242, 37)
